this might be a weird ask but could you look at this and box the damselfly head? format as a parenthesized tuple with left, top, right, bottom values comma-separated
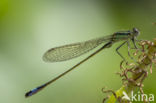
(132, 28, 140, 37)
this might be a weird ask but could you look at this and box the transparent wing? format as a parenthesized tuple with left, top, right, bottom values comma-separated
(43, 35, 112, 62)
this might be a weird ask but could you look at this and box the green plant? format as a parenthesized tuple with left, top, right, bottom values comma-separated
(102, 39, 156, 103)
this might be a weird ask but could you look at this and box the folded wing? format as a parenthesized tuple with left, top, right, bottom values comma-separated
(43, 36, 111, 62)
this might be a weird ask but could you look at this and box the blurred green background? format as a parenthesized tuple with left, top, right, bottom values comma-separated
(0, 0, 156, 103)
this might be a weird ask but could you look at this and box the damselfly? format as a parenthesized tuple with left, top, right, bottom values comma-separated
(25, 28, 140, 97)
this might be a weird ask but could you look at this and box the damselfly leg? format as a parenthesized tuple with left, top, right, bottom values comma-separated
(116, 41, 127, 61)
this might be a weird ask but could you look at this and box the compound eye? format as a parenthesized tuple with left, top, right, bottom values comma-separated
(133, 28, 140, 36)
(133, 28, 138, 33)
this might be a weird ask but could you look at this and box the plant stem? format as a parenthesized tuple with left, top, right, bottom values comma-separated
(107, 39, 156, 103)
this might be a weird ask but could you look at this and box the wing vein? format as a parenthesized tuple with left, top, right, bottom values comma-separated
(43, 35, 112, 62)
